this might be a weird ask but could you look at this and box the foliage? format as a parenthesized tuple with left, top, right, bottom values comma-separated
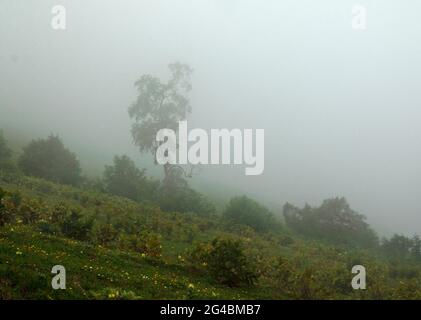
(103, 155, 158, 202)
(0, 188, 15, 226)
(223, 195, 278, 233)
(59, 208, 93, 241)
(158, 171, 215, 217)
(283, 197, 378, 248)
(18, 135, 82, 186)
(0, 131, 18, 174)
(189, 238, 259, 287)
(93, 223, 119, 246)
(128, 62, 197, 191)
(121, 232, 162, 258)
(19, 198, 43, 224)
(2, 164, 421, 300)
(128, 63, 192, 158)
(381, 234, 421, 262)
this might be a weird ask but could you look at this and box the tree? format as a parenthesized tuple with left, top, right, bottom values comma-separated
(411, 235, 421, 261)
(0, 130, 16, 172)
(103, 155, 158, 202)
(283, 197, 378, 248)
(381, 234, 421, 261)
(223, 195, 278, 233)
(128, 63, 193, 188)
(157, 169, 215, 216)
(18, 135, 82, 185)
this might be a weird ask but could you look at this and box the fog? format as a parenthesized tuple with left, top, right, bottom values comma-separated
(1, 0, 420, 235)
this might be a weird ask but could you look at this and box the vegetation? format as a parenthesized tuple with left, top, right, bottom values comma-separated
(0, 169, 421, 299)
(128, 63, 194, 187)
(188, 238, 259, 287)
(223, 195, 278, 233)
(18, 135, 82, 186)
(283, 197, 378, 248)
(0, 131, 18, 174)
(1, 100, 420, 299)
(103, 155, 158, 202)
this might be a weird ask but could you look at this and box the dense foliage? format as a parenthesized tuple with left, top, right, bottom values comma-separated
(189, 238, 259, 287)
(18, 135, 82, 186)
(223, 195, 277, 232)
(0, 131, 17, 174)
(283, 197, 378, 248)
(1, 128, 421, 300)
(103, 155, 158, 202)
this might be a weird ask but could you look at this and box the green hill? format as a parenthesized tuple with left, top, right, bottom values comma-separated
(1, 173, 421, 299)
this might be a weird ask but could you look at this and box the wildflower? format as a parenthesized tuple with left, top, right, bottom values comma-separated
(188, 283, 195, 289)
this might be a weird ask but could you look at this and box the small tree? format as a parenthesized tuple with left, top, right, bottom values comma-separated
(0, 130, 17, 173)
(157, 168, 215, 216)
(18, 135, 82, 185)
(60, 209, 93, 241)
(223, 195, 277, 232)
(0, 131, 12, 163)
(283, 197, 378, 248)
(103, 155, 158, 202)
(128, 63, 193, 188)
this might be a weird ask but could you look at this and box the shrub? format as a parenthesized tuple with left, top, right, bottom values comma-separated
(223, 196, 277, 233)
(94, 223, 119, 245)
(60, 209, 93, 241)
(103, 155, 158, 202)
(122, 232, 162, 258)
(189, 238, 259, 287)
(19, 199, 43, 224)
(279, 235, 294, 246)
(37, 221, 61, 235)
(50, 203, 69, 224)
(0, 131, 19, 176)
(18, 135, 82, 186)
(0, 188, 15, 226)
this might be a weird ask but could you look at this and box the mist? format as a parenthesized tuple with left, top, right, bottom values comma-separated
(1, 0, 420, 236)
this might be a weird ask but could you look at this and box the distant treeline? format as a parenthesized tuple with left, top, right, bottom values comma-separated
(0, 130, 419, 262)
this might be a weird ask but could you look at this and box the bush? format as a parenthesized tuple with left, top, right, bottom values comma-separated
(103, 155, 159, 202)
(18, 135, 82, 186)
(93, 223, 119, 246)
(0, 131, 19, 176)
(122, 232, 162, 258)
(0, 188, 20, 227)
(223, 196, 278, 233)
(60, 209, 93, 241)
(189, 238, 259, 287)
(50, 203, 69, 224)
(19, 199, 43, 224)
(37, 221, 61, 235)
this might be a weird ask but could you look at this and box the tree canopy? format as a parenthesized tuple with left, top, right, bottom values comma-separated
(18, 135, 82, 186)
(223, 195, 277, 232)
(283, 197, 378, 248)
(128, 62, 193, 186)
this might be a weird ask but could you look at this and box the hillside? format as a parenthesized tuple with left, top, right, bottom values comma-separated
(1, 172, 421, 299)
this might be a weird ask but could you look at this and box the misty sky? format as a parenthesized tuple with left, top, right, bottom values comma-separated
(1, 0, 420, 235)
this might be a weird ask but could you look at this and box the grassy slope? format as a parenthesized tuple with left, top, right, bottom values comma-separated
(0, 176, 275, 300)
(1, 175, 421, 300)
(0, 225, 263, 300)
